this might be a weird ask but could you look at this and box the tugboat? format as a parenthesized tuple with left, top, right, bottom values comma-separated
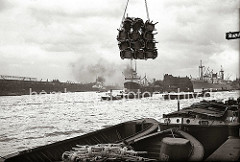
(159, 98, 240, 159)
(101, 60, 152, 101)
(101, 90, 123, 101)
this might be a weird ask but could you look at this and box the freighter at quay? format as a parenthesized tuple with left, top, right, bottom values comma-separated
(191, 60, 233, 90)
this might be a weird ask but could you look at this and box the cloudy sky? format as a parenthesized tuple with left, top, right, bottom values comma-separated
(0, 0, 239, 84)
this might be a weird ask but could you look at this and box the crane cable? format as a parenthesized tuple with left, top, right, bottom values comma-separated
(145, 0, 150, 21)
(120, 0, 150, 28)
(120, 0, 130, 28)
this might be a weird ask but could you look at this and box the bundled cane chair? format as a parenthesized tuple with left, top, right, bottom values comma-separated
(120, 48, 134, 59)
(145, 49, 158, 59)
(117, 29, 129, 42)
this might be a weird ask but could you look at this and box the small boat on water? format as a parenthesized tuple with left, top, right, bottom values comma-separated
(0, 118, 159, 162)
(101, 90, 151, 101)
(159, 98, 240, 159)
(101, 90, 124, 101)
(101, 95, 123, 101)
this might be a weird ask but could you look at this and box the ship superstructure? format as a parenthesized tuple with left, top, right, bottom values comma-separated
(123, 60, 142, 93)
(92, 76, 106, 92)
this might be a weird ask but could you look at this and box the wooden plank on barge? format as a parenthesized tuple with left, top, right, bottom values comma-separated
(206, 137, 240, 161)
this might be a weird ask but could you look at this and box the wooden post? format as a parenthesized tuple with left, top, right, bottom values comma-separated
(238, 8, 240, 124)
(177, 88, 180, 111)
(238, 98, 240, 124)
(110, 89, 112, 100)
(177, 100, 180, 111)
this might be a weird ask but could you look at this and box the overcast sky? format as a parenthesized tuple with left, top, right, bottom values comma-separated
(0, 0, 239, 84)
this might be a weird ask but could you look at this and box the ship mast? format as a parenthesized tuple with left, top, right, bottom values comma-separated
(129, 59, 135, 80)
(199, 60, 205, 80)
(130, 59, 133, 72)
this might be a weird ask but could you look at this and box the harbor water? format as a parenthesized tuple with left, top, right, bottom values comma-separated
(0, 90, 239, 156)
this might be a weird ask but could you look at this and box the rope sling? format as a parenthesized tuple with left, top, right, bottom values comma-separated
(117, 0, 158, 60)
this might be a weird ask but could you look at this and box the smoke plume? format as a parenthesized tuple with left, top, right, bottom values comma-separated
(71, 57, 129, 86)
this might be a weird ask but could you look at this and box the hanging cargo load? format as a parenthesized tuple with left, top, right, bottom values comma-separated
(117, 0, 158, 60)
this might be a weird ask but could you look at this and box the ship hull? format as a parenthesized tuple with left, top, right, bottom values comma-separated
(192, 80, 232, 90)
(124, 81, 141, 91)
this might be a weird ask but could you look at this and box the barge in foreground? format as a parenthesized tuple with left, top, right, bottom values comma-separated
(62, 128, 204, 161)
(0, 118, 159, 162)
(159, 98, 240, 159)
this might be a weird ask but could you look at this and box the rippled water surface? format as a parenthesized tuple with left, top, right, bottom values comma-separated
(0, 91, 239, 156)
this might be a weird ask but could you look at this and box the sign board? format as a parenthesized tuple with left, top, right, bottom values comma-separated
(226, 31, 240, 40)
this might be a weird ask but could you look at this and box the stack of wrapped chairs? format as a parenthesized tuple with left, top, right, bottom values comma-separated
(117, 17, 158, 60)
